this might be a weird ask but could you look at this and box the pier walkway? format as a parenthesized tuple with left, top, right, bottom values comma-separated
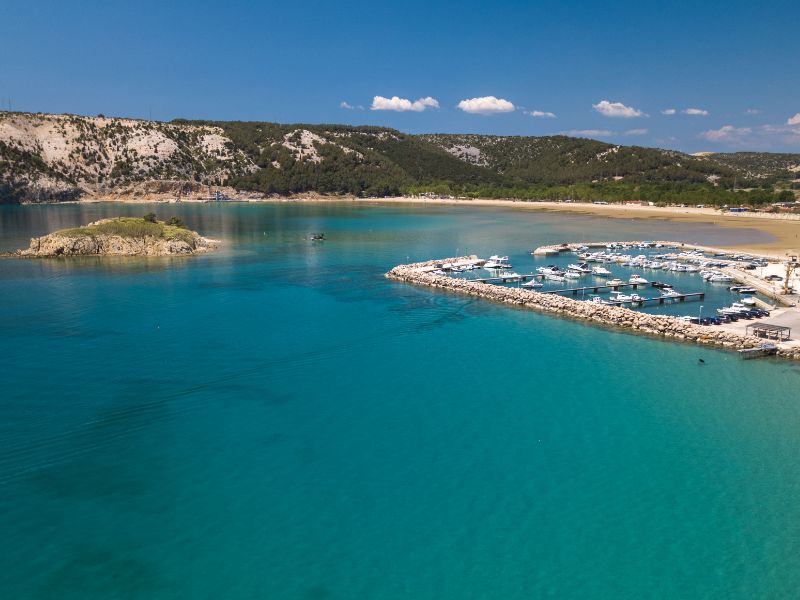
(605, 292, 705, 306)
(542, 282, 648, 294)
(472, 273, 543, 284)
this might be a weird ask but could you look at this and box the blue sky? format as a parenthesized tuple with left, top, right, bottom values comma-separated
(1, 0, 799, 152)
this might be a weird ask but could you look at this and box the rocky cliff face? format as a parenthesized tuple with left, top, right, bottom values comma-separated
(0, 112, 256, 203)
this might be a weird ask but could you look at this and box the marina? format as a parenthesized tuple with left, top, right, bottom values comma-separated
(390, 239, 800, 360)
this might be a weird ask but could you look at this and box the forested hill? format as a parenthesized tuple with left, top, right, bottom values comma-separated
(1, 111, 797, 205)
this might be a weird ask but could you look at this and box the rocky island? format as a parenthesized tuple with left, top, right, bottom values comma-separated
(15, 215, 217, 257)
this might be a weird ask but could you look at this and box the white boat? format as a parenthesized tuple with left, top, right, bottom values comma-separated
(500, 271, 522, 280)
(610, 292, 633, 302)
(567, 263, 591, 273)
(629, 275, 648, 284)
(708, 274, 733, 283)
(544, 273, 566, 282)
(592, 266, 612, 276)
(589, 295, 609, 305)
(537, 265, 562, 275)
(484, 255, 512, 269)
(607, 278, 625, 286)
(741, 296, 757, 306)
(630, 293, 645, 302)
(522, 279, 544, 288)
(661, 288, 681, 298)
(564, 271, 581, 279)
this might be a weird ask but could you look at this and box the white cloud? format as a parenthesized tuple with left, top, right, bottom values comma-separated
(661, 108, 677, 115)
(788, 112, 800, 126)
(683, 108, 709, 116)
(457, 96, 515, 114)
(562, 129, 613, 137)
(744, 108, 761, 115)
(624, 128, 648, 136)
(699, 125, 752, 143)
(370, 96, 439, 112)
(592, 100, 646, 118)
(340, 101, 354, 110)
(527, 110, 556, 118)
(761, 123, 800, 145)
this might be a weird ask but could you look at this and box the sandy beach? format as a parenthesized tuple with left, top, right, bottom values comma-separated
(79, 193, 800, 258)
(345, 197, 800, 258)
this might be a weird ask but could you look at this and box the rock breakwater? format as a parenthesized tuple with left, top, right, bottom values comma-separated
(386, 257, 800, 361)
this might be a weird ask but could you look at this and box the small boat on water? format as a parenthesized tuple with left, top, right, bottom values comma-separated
(651, 281, 673, 289)
(708, 273, 733, 283)
(730, 285, 757, 293)
(629, 274, 648, 284)
(522, 279, 544, 288)
(567, 263, 591, 273)
(484, 255, 512, 270)
(607, 278, 625, 286)
(741, 296, 757, 306)
(630, 293, 645, 303)
(537, 265, 562, 275)
(661, 288, 681, 298)
(592, 266, 612, 276)
(564, 271, 581, 279)
(544, 273, 566, 282)
(589, 295, 609, 305)
(310, 232, 325, 241)
(610, 292, 633, 302)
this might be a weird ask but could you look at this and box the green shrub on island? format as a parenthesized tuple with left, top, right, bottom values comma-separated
(57, 217, 196, 244)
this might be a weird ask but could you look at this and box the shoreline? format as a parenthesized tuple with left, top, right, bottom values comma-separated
(357, 198, 800, 258)
(60, 195, 800, 257)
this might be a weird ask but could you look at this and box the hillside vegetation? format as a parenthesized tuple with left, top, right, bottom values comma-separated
(2, 111, 798, 206)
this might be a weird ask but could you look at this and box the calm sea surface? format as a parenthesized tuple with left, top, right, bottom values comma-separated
(1, 202, 799, 599)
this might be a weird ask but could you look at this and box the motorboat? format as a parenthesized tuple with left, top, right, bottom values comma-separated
(567, 263, 591, 273)
(589, 295, 609, 304)
(651, 281, 672, 289)
(537, 265, 562, 275)
(661, 288, 681, 298)
(484, 255, 512, 269)
(630, 293, 645, 303)
(607, 278, 625, 286)
(522, 279, 544, 288)
(592, 266, 612, 276)
(544, 273, 566, 282)
(708, 273, 733, 283)
(610, 292, 633, 302)
(564, 271, 581, 279)
(629, 275, 648, 284)
(730, 285, 757, 294)
(741, 296, 757, 306)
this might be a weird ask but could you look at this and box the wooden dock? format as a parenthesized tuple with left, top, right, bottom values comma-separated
(738, 343, 778, 359)
(472, 273, 544, 284)
(542, 282, 650, 295)
(605, 292, 705, 306)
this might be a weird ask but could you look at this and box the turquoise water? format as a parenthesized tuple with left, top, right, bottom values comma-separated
(1, 202, 799, 599)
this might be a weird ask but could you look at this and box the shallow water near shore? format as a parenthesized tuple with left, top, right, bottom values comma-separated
(1, 202, 799, 600)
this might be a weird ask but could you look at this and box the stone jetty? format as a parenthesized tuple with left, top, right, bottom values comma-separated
(386, 256, 800, 361)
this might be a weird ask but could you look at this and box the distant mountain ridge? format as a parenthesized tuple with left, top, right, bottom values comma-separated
(1, 111, 797, 204)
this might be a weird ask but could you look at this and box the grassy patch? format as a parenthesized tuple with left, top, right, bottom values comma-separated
(57, 217, 196, 244)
